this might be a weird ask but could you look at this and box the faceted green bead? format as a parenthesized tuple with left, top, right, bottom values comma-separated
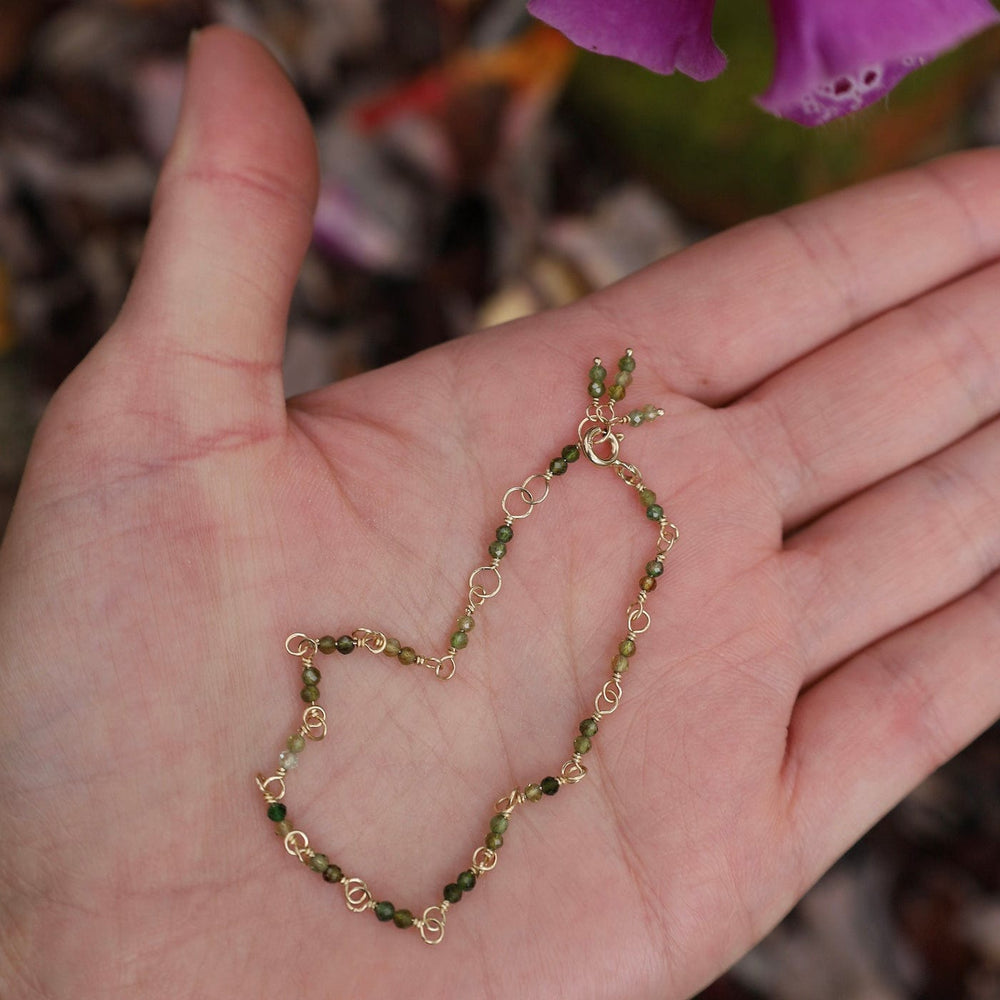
(456, 615, 475, 631)
(398, 646, 417, 665)
(383, 637, 402, 657)
(540, 776, 560, 796)
(301, 685, 320, 703)
(579, 717, 599, 737)
(301, 665, 321, 685)
(588, 363, 607, 382)
(646, 559, 664, 577)
(588, 380, 605, 398)
(612, 654, 629, 673)
(393, 908, 414, 928)
(317, 635, 337, 654)
(619, 638, 637, 657)
(640, 575, 657, 592)
(618, 354, 636, 372)
(457, 869, 477, 891)
(489, 813, 509, 835)
(287, 733, 306, 753)
(335, 635, 355, 654)
(561, 444, 580, 463)
(573, 735, 592, 755)
(496, 524, 514, 543)
(615, 370, 633, 388)
(309, 853, 330, 872)
(646, 503, 664, 521)
(489, 540, 507, 559)
(524, 783, 543, 801)
(450, 630, 469, 650)
(267, 802, 287, 822)
(443, 882, 463, 904)
(608, 384, 625, 402)
(639, 488, 656, 507)
(549, 457, 568, 476)
(275, 819, 293, 837)
(628, 409, 643, 426)
(485, 832, 504, 850)
(642, 404, 660, 421)
(322, 863, 344, 883)
(374, 900, 395, 922)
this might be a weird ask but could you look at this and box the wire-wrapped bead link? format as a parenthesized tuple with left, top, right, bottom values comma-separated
(254, 349, 677, 944)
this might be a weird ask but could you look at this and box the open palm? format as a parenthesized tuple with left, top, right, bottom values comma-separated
(3, 27, 1000, 1000)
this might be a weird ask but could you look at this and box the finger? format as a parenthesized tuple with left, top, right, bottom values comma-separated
(547, 150, 1000, 404)
(111, 26, 318, 402)
(777, 414, 1000, 688)
(726, 254, 1000, 527)
(782, 569, 1000, 884)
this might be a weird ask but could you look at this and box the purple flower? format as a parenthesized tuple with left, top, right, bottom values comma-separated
(527, 0, 1000, 125)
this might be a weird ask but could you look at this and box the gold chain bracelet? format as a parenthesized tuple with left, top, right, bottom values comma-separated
(254, 349, 678, 945)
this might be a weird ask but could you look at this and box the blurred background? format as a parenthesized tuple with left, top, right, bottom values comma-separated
(2, 1, 1000, 996)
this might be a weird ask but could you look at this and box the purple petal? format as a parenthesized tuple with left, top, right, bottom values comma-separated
(527, 0, 726, 80)
(758, 0, 1000, 125)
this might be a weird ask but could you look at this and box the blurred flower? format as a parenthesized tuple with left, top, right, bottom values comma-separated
(527, 0, 1000, 124)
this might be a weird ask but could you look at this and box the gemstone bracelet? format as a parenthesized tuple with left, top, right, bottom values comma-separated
(254, 349, 678, 944)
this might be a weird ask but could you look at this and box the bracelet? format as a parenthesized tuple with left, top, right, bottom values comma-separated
(254, 349, 678, 945)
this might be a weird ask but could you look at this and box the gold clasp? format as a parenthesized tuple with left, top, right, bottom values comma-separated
(581, 423, 622, 466)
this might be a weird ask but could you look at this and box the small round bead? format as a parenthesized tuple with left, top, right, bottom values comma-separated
(496, 524, 514, 543)
(322, 863, 344, 883)
(443, 882, 463, 904)
(300, 685, 320, 703)
(489, 540, 507, 559)
(393, 908, 414, 928)
(608, 384, 625, 402)
(301, 665, 321, 685)
(524, 783, 543, 801)
(615, 370, 633, 388)
(287, 733, 306, 753)
(574, 735, 592, 755)
(275, 819, 293, 837)
(278, 749, 299, 770)
(456, 615, 475, 631)
(639, 488, 656, 507)
(642, 403, 659, 420)
(619, 638, 637, 657)
(317, 635, 337, 654)
(612, 654, 629, 673)
(335, 635, 355, 654)
(588, 380, 605, 398)
(646, 503, 664, 521)
(267, 802, 287, 822)
(457, 869, 477, 891)
(580, 717, 599, 737)
(485, 832, 504, 850)
(561, 444, 580, 463)
(540, 776, 560, 796)
(549, 457, 568, 476)
(309, 853, 330, 872)
(450, 630, 469, 650)
(489, 813, 509, 835)
(618, 354, 636, 372)
(383, 637, 402, 657)
(374, 901, 396, 922)
(589, 363, 607, 382)
(628, 409, 643, 426)
(646, 559, 664, 577)
(640, 575, 657, 592)
(398, 646, 417, 665)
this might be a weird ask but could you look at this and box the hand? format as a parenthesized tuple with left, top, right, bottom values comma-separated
(2, 26, 999, 1000)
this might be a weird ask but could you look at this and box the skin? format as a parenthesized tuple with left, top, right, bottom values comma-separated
(2, 26, 1000, 1000)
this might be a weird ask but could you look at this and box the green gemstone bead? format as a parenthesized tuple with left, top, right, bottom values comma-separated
(335, 635, 355, 654)
(615, 370, 633, 388)
(317, 635, 337, 654)
(287, 733, 306, 753)
(374, 900, 395, 922)
(309, 853, 330, 872)
(540, 776, 560, 796)
(588, 363, 607, 382)
(639, 488, 656, 507)
(608, 384, 625, 402)
(549, 457, 568, 476)
(618, 354, 636, 372)
(640, 575, 657, 592)
(561, 444, 580, 463)
(642, 403, 660, 421)
(301, 685, 320, 703)
(646, 503, 664, 521)
(393, 908, 414, 928)
(489, 813, 509, 835)
(443, 882, 463, 904)
(383, 637, 402, 657)
(450, 630, 469, 650)
(485, 832, 504, 850)
(646, 559, 664, 577)
(588, 380, 605, 398)
(456, 615, 475, 631)
(496, 524, 513, 543)
(275, 819, 293, 837)
(612, 654, 629, 673)
(524, 783, 543, 801)
(301, 665, 321, 685)
(322, 863, 344, 883)
(489, 540, 507, 559)
(398, 646, 417, 665)
(628, 409, 643, 426)
(580, 717, 599, 737)
(619, 638, 637, 657)
(457, 869, 477, 891)
(573, 735, 592, 755)
(267, 802, 287, 822)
